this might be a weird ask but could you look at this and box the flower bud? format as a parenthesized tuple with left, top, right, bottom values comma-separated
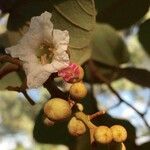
(68, 117, 86, 136)
(110, 125, 127, 142)
(94, 126, 113, 144)
(44, 98, 72, 121)
(69, 82, 87, 100)
(58, 63, 84, 83)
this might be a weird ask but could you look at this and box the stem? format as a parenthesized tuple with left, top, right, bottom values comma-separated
(89, 110, 106, 120)
(44, 75, 68, 100)
(0, 63, 19, 79)
(75, 112, 96, 129)
(75, 111, 97, 143)
(0, 55, 22, 66)
(89, 60, 150, 129)
(6, 80, 35, 105)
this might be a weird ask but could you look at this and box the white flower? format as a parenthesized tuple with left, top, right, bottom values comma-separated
(5, 11, 70, 88)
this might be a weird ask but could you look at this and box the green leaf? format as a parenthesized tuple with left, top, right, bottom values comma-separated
(7, 0, 53, 31)
(138, 19, 150, 55)
(83, 24, 129, 83)
(0, 72, 22, 90)
(0, 32, 23, 90)
(51, 0, 96, 63)
(119, 67, 150, 87)
(95, 0, 150, 29)
(7, 0, 96, 64)
(91, 23, 129, 65)
(0, 31, 23, 48)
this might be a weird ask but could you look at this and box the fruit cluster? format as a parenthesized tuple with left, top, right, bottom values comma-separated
(43, 63, 127, 148)
(94, 125, 127, 144)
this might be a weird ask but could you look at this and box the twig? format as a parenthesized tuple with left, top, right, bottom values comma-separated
(22, 90, 35, 105)
(0, 55, 22, 66)
(89, 110, 106, 120)
(108, 101, 122, 110)
(7, 80, 35, 105)
(89, 60, 150, 128)
(0, 63, 19, 79)
(44, 74, 69, 100)
(0, 55, 34, 105)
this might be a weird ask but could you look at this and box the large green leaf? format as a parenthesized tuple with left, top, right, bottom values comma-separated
(7, 0, 53, 31)
(7, 0, 96, 64)
(0, 31, 23, 48)
(51, 0, 96, 64)
(0, 32, 23, 90)
(83, 24, 129, 83)
(91, 23, 129, 65)
(0, 71, 22, 90)
(95, 0, 150, 30)
(138, 19, 150, 55)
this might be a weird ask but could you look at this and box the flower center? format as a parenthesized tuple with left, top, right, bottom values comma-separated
(36, 42, 55, 65)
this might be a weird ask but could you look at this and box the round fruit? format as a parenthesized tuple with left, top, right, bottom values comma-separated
(110, 125, 127, 142)
(94, 126, 113, 144)
(68, 117, 86, 136)
(69, 82, 87, 100)
(44, 98, 72, 121)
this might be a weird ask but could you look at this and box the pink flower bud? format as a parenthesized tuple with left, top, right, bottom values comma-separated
(58, 63, 84, 83)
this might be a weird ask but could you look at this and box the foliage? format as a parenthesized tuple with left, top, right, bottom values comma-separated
(138, 19, 150, 55)
(95, 0, 150, 29)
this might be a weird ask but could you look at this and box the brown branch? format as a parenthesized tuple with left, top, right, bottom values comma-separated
(0, 54, 23, 79)
(44, 74, 69, 100)
(108, 101, 122, 110)
(22, 90, 35, 105)
(0, 55, 22, 66)
(7, 80, 35, 105)
(89, 110, 106, 120)
(89, 60, 150, 129)
(0, 63, 19, 79)
(0, 55, 35, 104)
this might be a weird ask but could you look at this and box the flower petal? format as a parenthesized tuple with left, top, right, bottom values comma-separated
(26, 63, 50, 88)
(5, 12, 70, 88)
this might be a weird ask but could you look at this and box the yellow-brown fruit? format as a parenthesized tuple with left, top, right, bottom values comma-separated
(110, 125, 127, 142)
(69, 82, 87, 100)
(44, 98, 71, 121)
(68, 117, 86, 136)
(94, 126, 113, 144)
